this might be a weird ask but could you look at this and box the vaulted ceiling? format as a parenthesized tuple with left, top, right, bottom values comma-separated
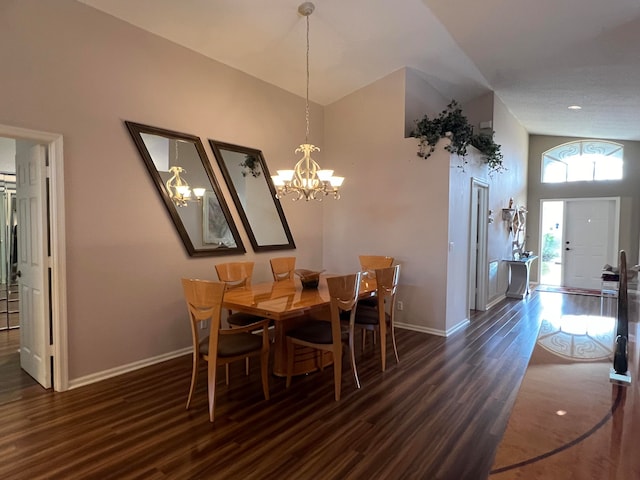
(78, 0, 640, 141)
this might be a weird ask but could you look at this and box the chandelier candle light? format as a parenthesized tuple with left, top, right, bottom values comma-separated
(271, 2, 344, 201)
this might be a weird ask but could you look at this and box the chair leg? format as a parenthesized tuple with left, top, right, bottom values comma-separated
(379, 325, 387, 372)
(390, 323, 400, 364)
(225, 364, 230, 385)
(380, 335, 386, 371)
(207, 360, 217, 423)
(260, 350, 270, 400)
(348, 323, 361, 389)
(361, 330, 366, 353)
(333, 344, 342, 401)
(186, 353, 199, 409)
(286, 338, 294, 389)
(245, 357, 250, 376)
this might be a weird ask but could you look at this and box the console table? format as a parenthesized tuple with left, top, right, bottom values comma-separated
(505, 256, 538, 299)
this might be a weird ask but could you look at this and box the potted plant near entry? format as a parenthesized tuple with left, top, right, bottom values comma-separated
(411, 100, 505, 175)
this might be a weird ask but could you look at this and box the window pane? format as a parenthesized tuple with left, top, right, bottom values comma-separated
(542, 158, 566, 183)
(594, 157, 623, 180)
(566, 156, 593, 182)
(541, 141, 624, 183)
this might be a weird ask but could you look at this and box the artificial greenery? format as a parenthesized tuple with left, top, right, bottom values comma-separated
(411, 100, 505, 175)
(470, 131, 505, 175)
(239, 154, 262, 178)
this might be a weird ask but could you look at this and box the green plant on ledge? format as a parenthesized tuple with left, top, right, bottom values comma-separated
(471, 131, 505, 175)
(411, 100, 505, 175)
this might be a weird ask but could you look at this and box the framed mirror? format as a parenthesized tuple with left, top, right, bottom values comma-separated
(125, 121, 245, 257)
(209, 140, 295, 252)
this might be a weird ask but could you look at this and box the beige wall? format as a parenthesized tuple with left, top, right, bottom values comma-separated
(445, 94, 528, 327)
(0, 0, 326, 381)
(323, 69, 452, 334)
(324, 71, 528, 334)
(0, 0, 531, 383)
(527, 135, 640, 283)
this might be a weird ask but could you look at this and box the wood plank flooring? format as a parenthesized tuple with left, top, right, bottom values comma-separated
(0, 291, 575, 479)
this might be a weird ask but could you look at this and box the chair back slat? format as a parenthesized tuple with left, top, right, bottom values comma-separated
(359, 255, 394, 277)
(270, 257, 296, 281)
(215, 262, 254, 289)
(181, 278, 226, 358)
(373, 265, 400, 315)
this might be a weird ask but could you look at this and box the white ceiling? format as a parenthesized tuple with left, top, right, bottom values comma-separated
(78, 0, 640, 141)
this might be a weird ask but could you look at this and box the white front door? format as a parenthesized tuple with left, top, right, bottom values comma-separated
(563, 199, 618, 290)
(17, 143, 50, 388)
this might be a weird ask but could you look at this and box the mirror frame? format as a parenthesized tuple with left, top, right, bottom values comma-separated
(209, 140, 296, 252)
(125, 121, 245, 257)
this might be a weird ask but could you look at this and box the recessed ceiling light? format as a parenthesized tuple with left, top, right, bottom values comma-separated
(556, 410, 567, 416)
(568, 105, 582, 110)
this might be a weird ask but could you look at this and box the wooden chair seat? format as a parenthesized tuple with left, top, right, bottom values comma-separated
(215, 261, 269, 375)
(354, 307, 390, 326)
(227, 312, 267, 327)
(199, 333, 263, 357)
(287, 321, 335, 344)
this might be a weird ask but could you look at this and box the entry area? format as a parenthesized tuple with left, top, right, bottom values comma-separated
(540, 198, 619, 290)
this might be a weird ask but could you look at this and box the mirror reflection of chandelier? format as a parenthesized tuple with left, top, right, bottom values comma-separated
(165, 141, 205, 207)
(271, 2, 344, 201)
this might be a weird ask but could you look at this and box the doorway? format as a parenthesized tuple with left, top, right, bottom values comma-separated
(539, 198, 619, 289)
(468, 179, 489, 311)
(0, 124, 68, 392)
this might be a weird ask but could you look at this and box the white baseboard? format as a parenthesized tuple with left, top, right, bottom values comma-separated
(487, 294, 506, 309)
(68, 347, 191, 390)
(396, 318, 469, 337)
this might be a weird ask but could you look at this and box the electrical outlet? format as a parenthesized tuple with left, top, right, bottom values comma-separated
(397, 301, 404, 311)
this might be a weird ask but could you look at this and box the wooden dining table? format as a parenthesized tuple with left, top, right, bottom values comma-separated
(222, 274, 377, 376)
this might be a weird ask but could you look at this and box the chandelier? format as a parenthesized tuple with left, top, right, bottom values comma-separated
(165, 141, 205, 207)
(271, 2, 344, 201)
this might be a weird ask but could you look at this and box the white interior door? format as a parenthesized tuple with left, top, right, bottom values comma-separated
(468, 179, 488, 311)
(563, 198, 618, 290)
(17, 143, 50, 388)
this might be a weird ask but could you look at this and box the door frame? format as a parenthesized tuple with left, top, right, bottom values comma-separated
(0, 123, 68, 392)
(538, 196, 620, 289)
(468, 178, 489, 311)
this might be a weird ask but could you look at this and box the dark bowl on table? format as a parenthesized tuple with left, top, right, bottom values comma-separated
(295, 269, 324, 289)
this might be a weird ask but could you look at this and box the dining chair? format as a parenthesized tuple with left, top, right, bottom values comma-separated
(285, 272, 362, 400)
(353, 264, 401, 372)
(270, 256, 296, 281)
(359, 255, 394, 274)
(215, 261, 268, 378)
(215, 261, 267, 328)
(181, 278, 270, 423)
(358, 255, 394, 308)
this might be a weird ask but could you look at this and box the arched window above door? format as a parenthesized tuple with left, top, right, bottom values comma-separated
(542, 140, 623, 183)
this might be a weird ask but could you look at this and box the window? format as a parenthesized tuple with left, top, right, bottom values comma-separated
(542, 140, 623, 183)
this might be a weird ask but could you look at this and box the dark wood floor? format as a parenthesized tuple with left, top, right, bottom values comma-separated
(0, 291, 556, 479)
